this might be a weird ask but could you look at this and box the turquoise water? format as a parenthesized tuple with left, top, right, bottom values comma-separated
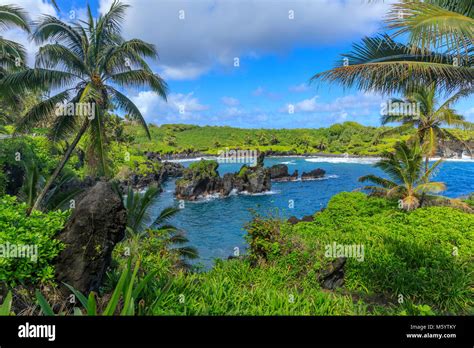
(149, 157, 474, 267)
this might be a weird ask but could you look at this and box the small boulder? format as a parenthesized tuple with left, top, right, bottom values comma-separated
(301, 168, 326, 180)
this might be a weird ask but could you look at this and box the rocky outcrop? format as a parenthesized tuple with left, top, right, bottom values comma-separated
(175, 157, 271, 200)
(301, 168, 326, 180)
(319, 257, 346, 290)
(119, 160, 184, 191)
(287, 215, 315, 225)
(269, 164, 298, 182)
(175, 160, 222, 200)
(438, 140, 473, 158)
(54, 182, 126, 294)
(270, 164, 325, 182)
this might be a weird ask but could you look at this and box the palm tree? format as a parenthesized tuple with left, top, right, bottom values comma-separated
(1, 1, 167, 212)
(311, 1, 473, 95)
(380, 83, 473, 172)
(359, 140, 446, 211)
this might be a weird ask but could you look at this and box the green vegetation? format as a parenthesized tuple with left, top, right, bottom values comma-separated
(2, 0, 168, 212)
(119, 122, 474, 159)
(0, 0, 472, 318)
(0, 195, 67, 286)
(359, 141, 446, 211)
(380, 84, 473, 171)
(107, 192, 473, 315)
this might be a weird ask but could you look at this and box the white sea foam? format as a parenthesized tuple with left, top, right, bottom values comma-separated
(305, 157, 380, 164)
(240, 190, 280, 196)
(166, 156, 216, 163)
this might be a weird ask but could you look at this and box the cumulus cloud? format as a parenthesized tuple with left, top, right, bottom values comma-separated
(130, 90, 209, 124)
(99, 0, 389, 80)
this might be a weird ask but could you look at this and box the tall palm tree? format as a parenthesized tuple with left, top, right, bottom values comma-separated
(1, 1, 168, 212)
(311, 0, 473, 95)
(381, 83, 473, 172)
(359, 140, 446, 211)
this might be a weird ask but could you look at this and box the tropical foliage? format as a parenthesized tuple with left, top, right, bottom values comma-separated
(312, 0, 473, 94)
(381, 84, 473, 168)
(359, 141, 446, 210)
(1, 0, 167, 211)
(0, 195, 67, 286)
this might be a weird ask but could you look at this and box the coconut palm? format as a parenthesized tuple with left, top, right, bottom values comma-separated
(380, 83, 473, 172)
(1, 1, 168, 212)
(359, 140, 446, 211)
(311, 0, 473, 95)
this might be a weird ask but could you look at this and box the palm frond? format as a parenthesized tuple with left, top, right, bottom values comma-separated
(387, 2, 474, 56)
(106, 86, 151, 139)
(0, 5, 30, 33)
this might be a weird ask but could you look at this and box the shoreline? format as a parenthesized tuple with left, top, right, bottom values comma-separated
(164, 153, 474, 164)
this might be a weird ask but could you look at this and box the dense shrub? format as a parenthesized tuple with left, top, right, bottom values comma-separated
(292, 192, 474, 314)
(0, 196, 68, 286)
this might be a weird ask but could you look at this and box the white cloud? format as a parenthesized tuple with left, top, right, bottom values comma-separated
(221, 96, 240, 106)
(223, 107, 243, 117)
(283, 93, 383, 114)
(289, 83, 310, 93)
(0, 0, 57, 66)
(130, 90, 209, 124)
(161, 64, 209, 80)
(99, 0, 389, 80)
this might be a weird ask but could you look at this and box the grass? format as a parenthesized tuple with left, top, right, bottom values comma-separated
(107, 192, 473, 316)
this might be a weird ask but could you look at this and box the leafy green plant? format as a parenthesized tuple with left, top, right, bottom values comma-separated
(0, 291, 13, 316)
(0, 195, 67, 286)
(245, 210, 285, 263)
(36, 259, 155, 316)
(359, 140, 445, 210)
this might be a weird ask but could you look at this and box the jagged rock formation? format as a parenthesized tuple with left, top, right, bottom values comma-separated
(54, 182, 126, 294)
(269, 164, 298, 182)
(301, 168, 326, 180)
(438, 140, 473, 158)
(269, 164, 325, 181)
(175, 157, 271, 200)
(119, 158, 184, 191)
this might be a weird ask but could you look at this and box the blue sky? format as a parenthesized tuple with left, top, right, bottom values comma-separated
(3, 0, 474, 128)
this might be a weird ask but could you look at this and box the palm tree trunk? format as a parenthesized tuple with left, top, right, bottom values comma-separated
(29, 119, 89, 214)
